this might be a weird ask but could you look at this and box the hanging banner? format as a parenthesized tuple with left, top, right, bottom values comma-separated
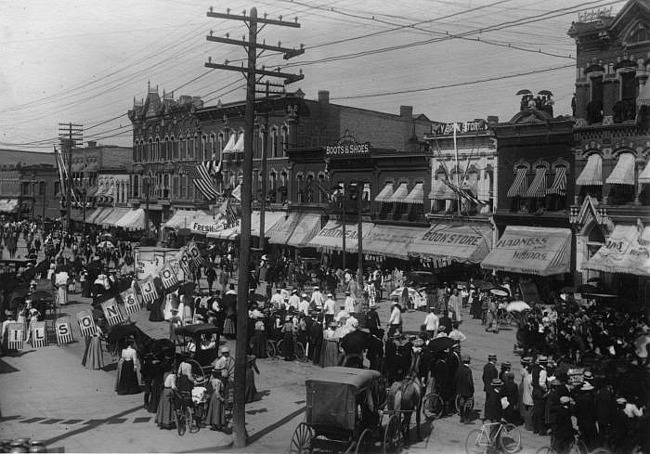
(55, 317, 75, 345)
(177, 247, 193, 279)
(187, 242, 202, 266)
(160, 263, 180, 290)
(31, 321, 48, 348)
(120, 287, 141, 315)
(7, 323, 24, 350)
(139, 275, 159, 303)
(77, 310, 98, 337)
(101, 298, 124, 326)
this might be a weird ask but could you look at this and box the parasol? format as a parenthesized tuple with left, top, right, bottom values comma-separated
(390, 286, 422, 300)
(506, 301, 531, 312)
(516, 89, 533, 96)
(426, 336, 457, 353)
(538, 90, 553, 97)
(97, 240, 115, 249)
(490, 288, 509, 297)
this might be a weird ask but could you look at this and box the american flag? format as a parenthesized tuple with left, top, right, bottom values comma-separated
(31, 321, 48, 348)
(219, 198, 238, 228)
(7, 323, 24, 350)
(55, 317, 74, 345)
(120, 288, 141, 315)
(184, 160, 220, 201)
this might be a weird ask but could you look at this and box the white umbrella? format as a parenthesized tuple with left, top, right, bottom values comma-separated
(97, 240, 115, 249)
(389, 286, 422, 300)
(506, 301, 531, 312)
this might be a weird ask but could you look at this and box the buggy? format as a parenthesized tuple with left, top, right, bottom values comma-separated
(175, 323, 221, 376)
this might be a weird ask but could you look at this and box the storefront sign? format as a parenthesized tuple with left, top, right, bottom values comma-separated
(191, 220, 226, 234)
(325, 142, 370, 156)
(318, 226, 361, 240)
(421, 231, 483, 246)
(432, 120, 488, 135)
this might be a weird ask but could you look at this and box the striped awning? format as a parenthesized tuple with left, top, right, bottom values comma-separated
(605, 153, 636, 185)
(547, 167, 567, 195)
(387, 183, 408, 203)
(403, 183, 424, 204)
(576, 154, 603, 186)
(526, 167, 547, 198)
(429, 178, 456, 200)
(507, 167, 528, 198)
(374, 183, 394, 203)
(639, 160, 650, 184)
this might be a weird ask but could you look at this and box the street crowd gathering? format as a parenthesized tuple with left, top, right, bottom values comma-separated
(1, 218, 649, 453)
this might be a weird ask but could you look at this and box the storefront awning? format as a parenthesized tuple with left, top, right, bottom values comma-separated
(190, 211, 225, 235)
(92, 207, 117, 225)
(428, 179, 455, 200)
(507, 167, 528, 197)
(547, 167, 567, 195)
(583, 224, 650, 277)
(526, 167, 547, 198)
(114, 208, 147, 231)
(307, 220, 374, 253)
(403, 183, 424, 204)
(407, 224, 493, 263)
(605, 153, 636, 185)
(164, 210, 200, 230)
(639, 160, 650, 184)
(0, 199, 19, 213)
(481, 226, 572, 276)
(267, 211, 322, 247)
(85, 207, 107, 224)
(250, 210, 286, 237)
(206, 225, 239, 241)
(363, 224, 428, 260)
(374, 183, 394, 203)
(101, 207, 132, 227)
(576, 154, 603, 186)
(387, 183, 408, 203)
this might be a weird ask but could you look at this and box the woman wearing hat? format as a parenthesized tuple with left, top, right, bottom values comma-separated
(203, 368, 225, 431)
(245, 355, 260, 403)
(320, 321, 340, 368)
(155, 363, 177, 430)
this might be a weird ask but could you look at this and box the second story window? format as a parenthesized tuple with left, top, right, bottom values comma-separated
(587, 76, 604, 124)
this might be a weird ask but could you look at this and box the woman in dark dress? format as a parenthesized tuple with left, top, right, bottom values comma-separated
(245, 355, 260, 403)
(149, 294, 165, 322)
(282, 316, 295, 361)
(155, 365, 176, 430)
(116, 340, 141, 395)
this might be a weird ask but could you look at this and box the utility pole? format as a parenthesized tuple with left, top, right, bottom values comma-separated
(205, 7, 303, 448)
(356, 182, 364, 287)
(58, 123, 83, 233)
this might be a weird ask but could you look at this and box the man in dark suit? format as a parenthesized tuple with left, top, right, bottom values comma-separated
(455, 354, 474, 423)
(445, 343, 462, 413)
(482, 353, 499, 415)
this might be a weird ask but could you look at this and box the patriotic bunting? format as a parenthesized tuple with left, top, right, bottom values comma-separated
(101, 298, 125, 326)
(77, 310, 98, 337)
(177, 247, 193, 278)
(55, 317, 75, 345)
(139, 276, 159, 303)
(7, 323, 24, 350)
(31, 321, 48, 348)
(160, 263, 180, 290)
(187, 242, 202, 266)
(121, 287, 141, 315)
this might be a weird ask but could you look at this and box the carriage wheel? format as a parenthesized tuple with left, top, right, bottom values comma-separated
(355, 428, 374, 454)
(266, 340, 276, 359)
(383, 414, 402, 454)
(295, 342, 307, 362)
(498, 423, 521, 453)
(175, 409, 186, 436)
(465, 429, 487, 454)
(422, 393, 444, 420)
(288, 422, 314, 454)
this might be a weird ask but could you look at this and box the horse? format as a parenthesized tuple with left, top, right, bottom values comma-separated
(386, 349, 424, 442)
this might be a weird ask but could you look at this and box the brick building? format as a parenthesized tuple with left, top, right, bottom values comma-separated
(567, 0, 650, 305)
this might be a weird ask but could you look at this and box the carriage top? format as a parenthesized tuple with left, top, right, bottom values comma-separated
(305, 367, 382, 431)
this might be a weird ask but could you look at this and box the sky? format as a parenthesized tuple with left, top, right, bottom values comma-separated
(0, 0, 626, 152)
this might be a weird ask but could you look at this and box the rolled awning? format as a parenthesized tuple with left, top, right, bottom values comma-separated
(576, 154, 603, 186)
(583, 225, 650, 277)
(605, 153, 636, 185)
(428, 179, 455, 200)
(364, 224, 428, 260)
(374, 183, 394, 202)
(267, 211, 322, 247)
(481, 226, 572, 276)
(526, 167, 547, 198)
(403, 183, 424, 204)
(547, 167, 567, 195)
(387, 183, 408, 203)
(507, 167, 528, 197)
(407, 224, 493, 263)
(307, 220, 373, 253)
(639, 160, 650, 184)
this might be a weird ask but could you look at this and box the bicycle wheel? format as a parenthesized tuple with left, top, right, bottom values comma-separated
(422, 393, 444, 420)
(465, 429, 488, 454)
(498, 423, 521, 453)
(568, 438, 588, 454)
(266, 340, 276, 359)
(175, 409, 186, 436)
(277, 339, 285, 357)
(187, 406, 199, 434)
(295, 342, 307, 361)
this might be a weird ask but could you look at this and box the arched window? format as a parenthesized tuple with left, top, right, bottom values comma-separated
(280, 125, 288, 157)
(171, 136, 178, 160)
(269, 171, 277, 203)
(305, 174, 314, 203)
(188, 135, 195, 160)
(180, 136, 186, 159)
(147, 139, 153, 162)
(217, 133, 225, 158)
(270, 127, 278, 158)
(209, 134, 216, 160)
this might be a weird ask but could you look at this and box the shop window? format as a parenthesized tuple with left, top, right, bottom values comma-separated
(614, 71, 637, 123)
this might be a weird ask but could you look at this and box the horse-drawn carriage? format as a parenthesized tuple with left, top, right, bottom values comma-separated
(174, 323, 221, 379)
(289, 367, 416, 454)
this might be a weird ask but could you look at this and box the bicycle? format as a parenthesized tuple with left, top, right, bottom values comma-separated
(535, 432, 612, 454)
(277, 335, 307, 362)
(465, 418, 521, 454)
(173, 390, 200, 436)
